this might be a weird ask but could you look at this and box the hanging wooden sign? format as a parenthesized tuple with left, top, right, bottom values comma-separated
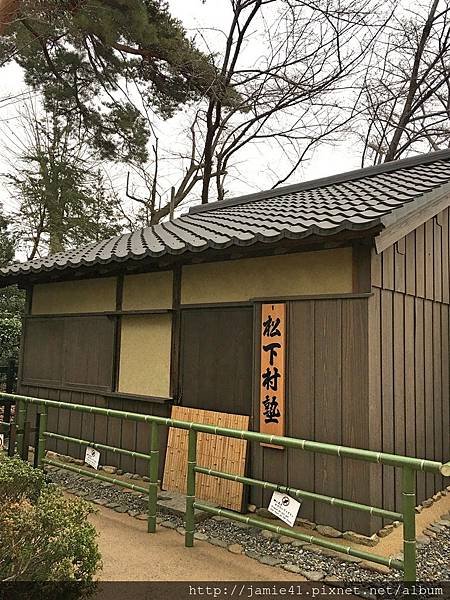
(259, 303, 286, 448)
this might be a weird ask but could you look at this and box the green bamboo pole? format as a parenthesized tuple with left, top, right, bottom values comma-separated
(402, 467, 417, 582)
(44, 431, 150, 462)
(36, 407, 47, 469)
(15, 398, 27, 457)
(195, 466, 403, 522)
(148, 422, 159, 534)
(43, 458, 150, 494)
(2, 392, 446, 475)
(195, 502, 404, 572)
(185, 429, 197, 548)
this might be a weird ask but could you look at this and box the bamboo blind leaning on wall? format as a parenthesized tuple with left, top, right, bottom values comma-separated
(163, 407, 249, 511)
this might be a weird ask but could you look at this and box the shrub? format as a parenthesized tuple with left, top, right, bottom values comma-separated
(0, 455, 45, 503)
(0, 316, 21, 364)
(0, 454, 101, 584)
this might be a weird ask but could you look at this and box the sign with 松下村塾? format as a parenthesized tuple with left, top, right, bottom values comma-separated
(259, 303, 285, 448)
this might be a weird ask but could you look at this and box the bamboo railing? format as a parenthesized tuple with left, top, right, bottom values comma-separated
(1, 391, 449, 582)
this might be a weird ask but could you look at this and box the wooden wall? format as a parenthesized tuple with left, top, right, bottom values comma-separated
(22, 237, 449, 536)
(18, 383, 171, 479)
(372, 208, 450, 302)
(179, 307, 253, 416)
(22, 316, 115, 389)
(250, 297, 371, 534)
(369, 207, 450, 518)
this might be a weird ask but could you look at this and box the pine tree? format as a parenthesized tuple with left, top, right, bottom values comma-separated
(0, 1, 234, 163)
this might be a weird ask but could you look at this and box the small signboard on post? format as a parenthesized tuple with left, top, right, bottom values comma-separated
(259, 303, 286, 447)
(268, 491, 301, 527)
(85, 447, 100, 470)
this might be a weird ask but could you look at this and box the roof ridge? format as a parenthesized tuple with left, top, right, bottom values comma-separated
(3, 149, 450, 284)
(188, 148, 450, 215)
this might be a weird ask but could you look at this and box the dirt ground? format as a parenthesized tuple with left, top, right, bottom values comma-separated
(89, 492, 450, 581)
(91, 506, 304, 581)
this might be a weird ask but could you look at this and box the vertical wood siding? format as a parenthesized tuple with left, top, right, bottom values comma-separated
(179, 307, 253, 416)
(252, 297, 371, 534)
(370, 207, 450, 512)
(18, 383, 171, 479)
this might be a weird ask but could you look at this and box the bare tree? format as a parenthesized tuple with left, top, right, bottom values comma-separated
(358, 0, 450, 165)
(126, 0, 387, 223)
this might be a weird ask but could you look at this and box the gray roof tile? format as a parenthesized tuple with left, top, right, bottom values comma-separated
(3, 149, 450, 281)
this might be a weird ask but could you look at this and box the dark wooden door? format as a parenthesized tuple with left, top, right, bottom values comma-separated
(179, 307, 253, 415)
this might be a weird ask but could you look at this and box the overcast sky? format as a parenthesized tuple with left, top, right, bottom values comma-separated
(0, 1, 363, 217)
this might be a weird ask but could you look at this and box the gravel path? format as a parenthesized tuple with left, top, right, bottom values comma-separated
(47, 466, 450, 583)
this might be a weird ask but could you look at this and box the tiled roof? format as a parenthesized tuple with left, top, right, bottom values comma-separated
(3, 149, 450, 281)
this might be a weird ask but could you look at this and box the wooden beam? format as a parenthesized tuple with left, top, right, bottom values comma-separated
(352, 243, 372, 293)
(111, 274, 124, 392)
(19, 379, 172, 404)
(25, 308, 173, 319)
(16, 286, 32, 393)
(250, 292, 372, 303)
(375, 185, 450, 254)
(169, 265, 182, 402)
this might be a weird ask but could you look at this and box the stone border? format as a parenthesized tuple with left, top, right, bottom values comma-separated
(375, 486, 450, 540)
(48, 450, 450, 544)
(45, 464, 450, 582)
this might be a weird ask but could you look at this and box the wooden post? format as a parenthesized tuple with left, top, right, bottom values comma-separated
(7, 422, 16, 457)
(15, 397, 27, 457)
(34, 408, 47, 469)
(147, 422, 159, 533)
(2, 359, 16, 435)
(402, 467, 417, 581)
(185, 429, 197, 547)
(21, 418, 31, 461)
(5, 358, 16, 393)
(33, 411, 41, 468)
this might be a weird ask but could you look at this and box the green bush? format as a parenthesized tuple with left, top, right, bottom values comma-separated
(0, 316, 21, 364)
(0, 455, 45, 503)
(0, 454, 101, 583)
(0, 286, 24, 365)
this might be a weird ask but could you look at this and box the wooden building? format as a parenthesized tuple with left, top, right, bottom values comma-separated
(2, 150, 450, 535)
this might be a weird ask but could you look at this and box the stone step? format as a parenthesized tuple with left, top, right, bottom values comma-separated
(157, 489, 218, 522)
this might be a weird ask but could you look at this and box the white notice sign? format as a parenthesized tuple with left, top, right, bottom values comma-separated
(85, 447, 100, 470)
(268, 491, 301, 527)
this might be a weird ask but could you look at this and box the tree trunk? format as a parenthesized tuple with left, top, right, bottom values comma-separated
(383, 0, 439, 162)
(48, 231, 64, 254)
(48, 205, 65, 254)
(201, 102, 216, 205)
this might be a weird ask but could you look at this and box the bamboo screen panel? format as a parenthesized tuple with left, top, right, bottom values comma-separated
(163, 407, 249, 511)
